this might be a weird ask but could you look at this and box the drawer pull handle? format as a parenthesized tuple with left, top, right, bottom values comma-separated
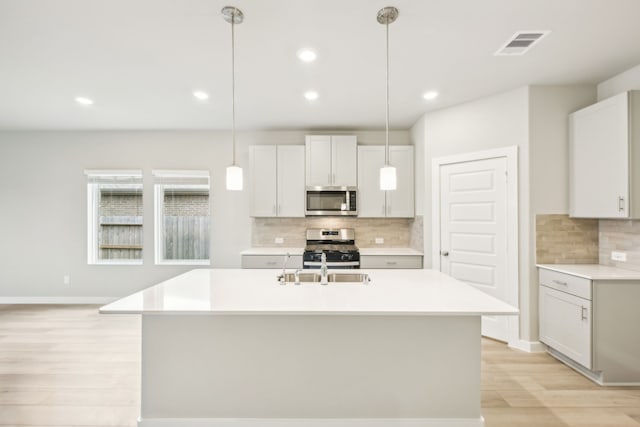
(386, 261, 398, 265)
(266, 261, 277, 265)
(552, 279, 568, 286)
(581, 306, 588, 321)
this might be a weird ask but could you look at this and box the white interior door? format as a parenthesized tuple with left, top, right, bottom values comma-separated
(439, 157, 510, 341)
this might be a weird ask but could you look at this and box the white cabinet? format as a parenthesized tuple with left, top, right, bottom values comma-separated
(241, 255, 302, 269)
(357, 145, 414, 218)
(360, 255, 423, 269)
(305, 135, 357, 187)
(539, 270, 592, 369)
(538, 266, 640, 384)
(570, 91, 640, 218)
(249, 145, 305, 217)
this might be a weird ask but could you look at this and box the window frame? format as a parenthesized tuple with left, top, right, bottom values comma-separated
(153, 170, 211, 266)
(85, 170, 144, 266)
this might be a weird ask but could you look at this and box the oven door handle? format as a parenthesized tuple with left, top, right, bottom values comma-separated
(303, 261, 360, 267)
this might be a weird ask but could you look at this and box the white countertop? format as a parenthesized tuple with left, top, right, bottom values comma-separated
(100, 268, 518, 316)
(359, 248, 423, 256)
(241, 247, 423, 256)
(537, 264, 640, 280)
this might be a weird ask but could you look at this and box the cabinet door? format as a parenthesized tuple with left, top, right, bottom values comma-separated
(360, 255, 423, 269)
(249, 146, 277, 217)
(539, 285, 592, 369)
(387, 146, 414, 217)
(305, 135, 332, 186)
(357, 146, 386, 217)
(331, 135, 357, 186)
(277, 146, 305, 217)
(570, 92, 629, 218)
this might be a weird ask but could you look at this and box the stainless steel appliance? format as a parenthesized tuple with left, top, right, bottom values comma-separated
(303, 228, 360, 269)
(305, 186, 357, 216)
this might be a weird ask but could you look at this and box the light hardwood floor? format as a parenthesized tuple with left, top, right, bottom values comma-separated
(1, 305, 639, 427)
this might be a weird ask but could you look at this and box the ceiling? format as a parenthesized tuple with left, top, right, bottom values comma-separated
(1, 0, 640, 131)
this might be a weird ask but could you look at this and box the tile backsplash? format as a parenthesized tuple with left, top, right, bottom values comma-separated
(535, 214, 598, 264)
(599, 219, 640, 271)
(252, 216, 422, 250)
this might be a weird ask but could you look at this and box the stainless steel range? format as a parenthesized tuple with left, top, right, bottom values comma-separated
(303, 228, 360, 269)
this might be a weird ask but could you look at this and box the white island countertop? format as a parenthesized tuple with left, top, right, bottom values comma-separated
(537, 264, 640, 280)
(100, 268, 518, 316)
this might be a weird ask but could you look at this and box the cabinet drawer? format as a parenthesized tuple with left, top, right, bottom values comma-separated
(539, 268, 592, 300)
(360, 255, 423, 269)
(241, 255, 302, 269)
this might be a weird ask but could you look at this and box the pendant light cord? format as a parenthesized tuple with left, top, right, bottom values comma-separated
(231, 13, 236, 165)
(385, 18, 390, 166)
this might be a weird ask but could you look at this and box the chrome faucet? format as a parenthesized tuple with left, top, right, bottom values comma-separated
(279, 252, 291, 285)
(320, 252, 328, 285)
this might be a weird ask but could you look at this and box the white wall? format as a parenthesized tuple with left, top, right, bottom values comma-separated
(410, 116, 426, 218)
(0, 130, 409, 300)
(422, 87, 531, 339)
(419, 85, 596, 343)
(527, 85, 597, 340)
(598, 63, 640, 100)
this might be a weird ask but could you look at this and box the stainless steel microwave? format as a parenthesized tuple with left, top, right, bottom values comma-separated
(305, 186, 357, 216)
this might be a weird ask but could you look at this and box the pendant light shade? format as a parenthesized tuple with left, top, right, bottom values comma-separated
(378, 6, 398, 191)
(380, 165, 397, 190)
(222, 6, 244, 191)
(226, 165, 243, 191)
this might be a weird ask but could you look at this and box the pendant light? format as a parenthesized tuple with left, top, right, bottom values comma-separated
(223, 6, 244, 191)
(378, 6, 398, 191)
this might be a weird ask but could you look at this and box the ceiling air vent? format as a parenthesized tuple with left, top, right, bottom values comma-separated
(494, 31, 550, 56)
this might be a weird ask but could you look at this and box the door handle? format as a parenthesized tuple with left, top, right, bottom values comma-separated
(441, 251, 449, 257)
(332, 173, 336, 185)
(581, 306, 588, 321)
(619, 196, 625, 212)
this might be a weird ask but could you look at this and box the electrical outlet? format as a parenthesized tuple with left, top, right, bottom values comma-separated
(375, 237, 384, 244)
(63, 275, 70, 285)
(611, 251, 627, 262)
(274, 237, 284, 244)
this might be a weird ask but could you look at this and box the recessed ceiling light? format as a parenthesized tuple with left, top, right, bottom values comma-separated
(193, 90, 209, 100)
(75, 96, 94, 106)
(423, 91, 439, 101)
(304, 90, 319, 101)
(297, 48, 317, 63)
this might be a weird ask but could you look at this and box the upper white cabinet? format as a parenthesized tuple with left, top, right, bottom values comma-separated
(357, 145, 414, 218)
(570, 91, 640, 218)
(249, 145, 305, 217)
(305, 135, 357, 187)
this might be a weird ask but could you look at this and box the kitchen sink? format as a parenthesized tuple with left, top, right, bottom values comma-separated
(279, 272, 322, 283)
(277, 272, 370, 284)
(328, 273, 370, 283)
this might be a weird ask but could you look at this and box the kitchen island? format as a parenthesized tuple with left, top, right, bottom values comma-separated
(101, 268, 518, 427)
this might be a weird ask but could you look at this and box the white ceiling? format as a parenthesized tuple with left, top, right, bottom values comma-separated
(1, 0, 640, 131)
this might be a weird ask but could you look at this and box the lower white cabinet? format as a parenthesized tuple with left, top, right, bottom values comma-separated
(241, 255, 302, 269)
(360, 255, 422, 269)
(538, 266, 640, 384)
(539, 279, 592, 369)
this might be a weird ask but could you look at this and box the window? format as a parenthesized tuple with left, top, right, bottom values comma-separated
(85, 170, 143, 265)
(153, 170, 210, 265)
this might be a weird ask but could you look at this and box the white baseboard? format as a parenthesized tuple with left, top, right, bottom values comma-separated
(138, 417, 484, 427)
(508, 339, 546, 353)
(0, 296, 116, 304)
